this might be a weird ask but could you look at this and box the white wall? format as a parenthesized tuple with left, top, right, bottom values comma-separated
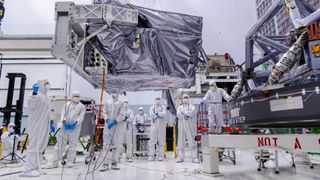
(0, 60, 66, 107)
(0, 60, 161, 108)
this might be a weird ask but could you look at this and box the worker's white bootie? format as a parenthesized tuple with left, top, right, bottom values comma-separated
(126, 158, 133, 163)
(20, 170, 41, 177)
(157, 157, 163, 161)
(100, 164, 110, 172)
(65, 162, 76, 168)
(176, 158, 184, 163)
(148, 156, 155, 161)
(44, 162, 58, 169)
(192, 158, 200, 163)
(111, 163, 120, 170)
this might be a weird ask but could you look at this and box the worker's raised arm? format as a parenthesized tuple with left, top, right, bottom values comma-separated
(203, 91, 210, 101)
(221, 89, 232, 102)
(27, 94, 39, 111)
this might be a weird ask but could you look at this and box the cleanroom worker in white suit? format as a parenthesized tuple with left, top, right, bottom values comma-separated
(203, 80, 231, 134)
(21, 80, 51, 177)
(148, 97, 167, 161)
(176, 94, 199, 163)
(48, 91, 86, 168)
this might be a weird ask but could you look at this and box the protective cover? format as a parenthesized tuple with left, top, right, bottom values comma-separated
(86, 1, 204, 93)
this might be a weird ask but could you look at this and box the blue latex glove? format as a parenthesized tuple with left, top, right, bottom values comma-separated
(32, 84, 39, 95)
(50, 120, 55, 133)
(124, 116, 128, 121)
(68, 122, 77, 130)
(200, 100, 205, 105)
(107, 119, 117, 129)
(63, 121, 70, 130)
(63, 121, 69, 129)
(63, 121, 77, 130)
(8, 132, 14, 137)
(155, 112, 160, 118)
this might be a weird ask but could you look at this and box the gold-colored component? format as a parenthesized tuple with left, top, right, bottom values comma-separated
(0, 141, 2, 159)
(285, 7, 291, 16)
(311, 44, 320, 54)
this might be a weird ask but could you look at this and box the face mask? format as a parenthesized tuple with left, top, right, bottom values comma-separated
(45, 84, 51, 93)
(210, 86, 217, 91)
(123, 103, 128, 108)
(72, 97, 80, 103)
(155, 100, 161, 105)
(139, 110, 143, 115)
(182, 98, 189, 104)
(112, 94, 119, 100)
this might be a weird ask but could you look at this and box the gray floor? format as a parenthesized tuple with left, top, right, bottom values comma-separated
(1, 147, 319, 180)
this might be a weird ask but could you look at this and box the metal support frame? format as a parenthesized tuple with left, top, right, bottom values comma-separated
(265, 35, 288, 41)
(245, 0, 320, 85)
(255, 34, 289, 53)
(286, 0, 320, 28)
(245, 38, 254, 69)
(249, 33, 289, 68)
(244, 0, 316, 70)
(252, 50, 280, 68)
(245, 0, 285, 69)
(296, 0, 316, 17)
(246, 34, 286, 70)
(255, 41, 278, 64)
(0, 73, 26, 134)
